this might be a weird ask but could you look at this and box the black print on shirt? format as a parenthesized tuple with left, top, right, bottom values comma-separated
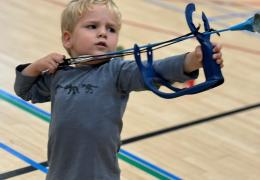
(81, 84, 98, 94)
(56, 83, 98, 95)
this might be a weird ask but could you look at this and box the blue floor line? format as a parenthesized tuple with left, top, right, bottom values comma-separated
(1, 88, 181, 179)
(0, 142, 48, 174)
(0, 89, 50, 119)
(120, 149, 182, 180)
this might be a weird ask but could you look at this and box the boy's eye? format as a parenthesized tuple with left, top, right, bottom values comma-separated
(108, 27, 116, 33)
(86, 25, 96, 29)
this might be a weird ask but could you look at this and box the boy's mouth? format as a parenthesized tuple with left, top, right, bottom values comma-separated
(95, 42, 107, 48)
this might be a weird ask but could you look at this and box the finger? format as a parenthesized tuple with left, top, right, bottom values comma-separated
(213, 44, 222, 53)
(47, 62, 58, 73)
(41, 69, 50, 74)
(48, 67, 57, 74)
(53, 54, 65, 63)
(49, 60, 58, 68)
(216, 58, 223, 64)
(213, 52, 222, 59)
(47, 67, 55, 74)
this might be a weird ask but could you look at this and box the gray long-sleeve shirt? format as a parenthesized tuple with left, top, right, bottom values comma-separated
(14, 55, 198, 180)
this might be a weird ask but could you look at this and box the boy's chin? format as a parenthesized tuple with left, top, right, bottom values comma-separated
(77, 47, 115, 56)
(93, 49, 112, 55)
(77, 57, 111, 66)
(77, 51, 109, 57)
(76, 50, 112, 65)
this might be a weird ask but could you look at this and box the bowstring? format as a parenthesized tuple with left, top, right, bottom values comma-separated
(65, 31, 196, 64)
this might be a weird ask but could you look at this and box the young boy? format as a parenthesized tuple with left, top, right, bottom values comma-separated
(14, 0, 223, 179)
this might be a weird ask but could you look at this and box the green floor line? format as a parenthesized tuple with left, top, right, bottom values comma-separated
(118, 153, 170, 180)
(1, 89, 178, 180)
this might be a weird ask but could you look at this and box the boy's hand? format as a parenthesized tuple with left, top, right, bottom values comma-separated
(22, 53, 65, 76)
(184, 43, 224, 73)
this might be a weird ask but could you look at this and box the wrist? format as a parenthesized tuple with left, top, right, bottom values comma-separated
(22, 63, 42, 77)
(184, 52, 201, 73)
(184, 52, 195, 73)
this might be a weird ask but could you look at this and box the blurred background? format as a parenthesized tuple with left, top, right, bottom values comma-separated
(1, 0, 260, 179)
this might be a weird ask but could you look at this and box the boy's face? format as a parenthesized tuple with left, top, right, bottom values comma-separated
(63, 5, 120, 57)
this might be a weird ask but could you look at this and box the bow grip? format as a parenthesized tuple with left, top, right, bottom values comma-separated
(133, 3, 224, 99)
(134, 44, 223, 99)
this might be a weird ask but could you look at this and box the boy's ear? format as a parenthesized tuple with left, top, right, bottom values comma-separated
(62, 31, 72, 49)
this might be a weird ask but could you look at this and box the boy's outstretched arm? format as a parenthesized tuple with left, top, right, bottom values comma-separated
(22, 53, 64, 76)
(184, 43, 223, 73)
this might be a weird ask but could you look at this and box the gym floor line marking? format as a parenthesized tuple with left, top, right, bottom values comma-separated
(122, 102, 260, 145)
(0, 89, 181, 180)
(0, 161, 48, 180)
(0, 143, 48, 174)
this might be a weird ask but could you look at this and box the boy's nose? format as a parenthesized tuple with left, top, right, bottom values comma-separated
(97, 28, 107, 38)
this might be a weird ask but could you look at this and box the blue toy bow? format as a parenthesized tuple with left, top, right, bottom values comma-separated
(134, 3, 224, 99)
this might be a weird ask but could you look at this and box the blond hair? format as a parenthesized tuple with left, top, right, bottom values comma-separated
(61, 0, 122, 34)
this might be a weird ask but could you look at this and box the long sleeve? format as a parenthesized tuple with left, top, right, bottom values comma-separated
(14, 64, 52, 103)
(116, 53, 199, 93)
(153, 53, 198, 83)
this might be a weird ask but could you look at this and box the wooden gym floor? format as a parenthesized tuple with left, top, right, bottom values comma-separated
(1, 0, 260, 179)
